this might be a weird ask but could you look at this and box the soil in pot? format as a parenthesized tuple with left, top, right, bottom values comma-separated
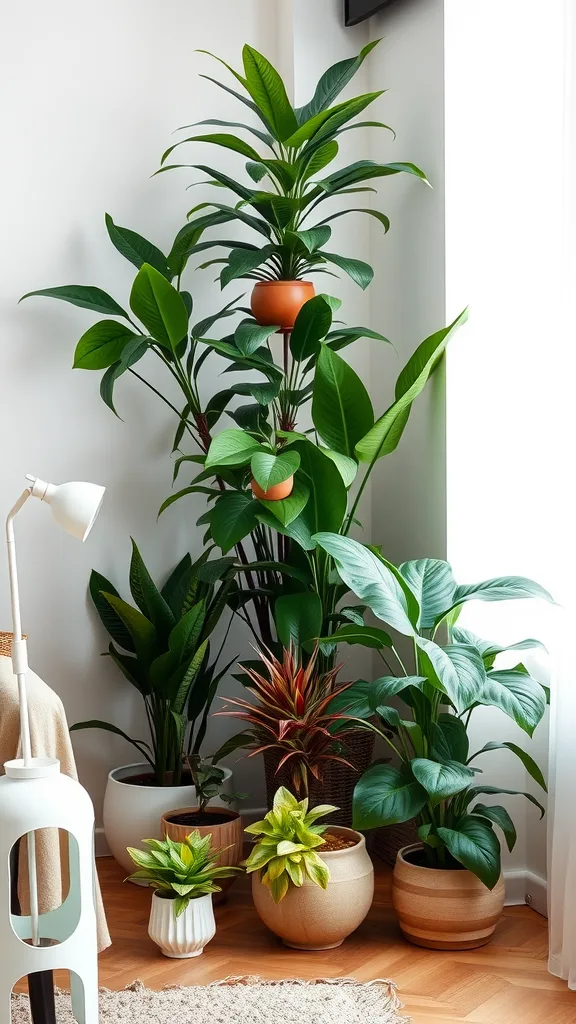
(165, 810, 233, 827)
(321, 833, 358, 852)
(122, 769, 197, 787)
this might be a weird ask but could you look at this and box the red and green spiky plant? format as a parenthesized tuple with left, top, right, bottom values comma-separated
(217, 645, 357, 798)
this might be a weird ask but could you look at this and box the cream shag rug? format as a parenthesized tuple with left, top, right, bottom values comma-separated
(11, 978, 409, 1024)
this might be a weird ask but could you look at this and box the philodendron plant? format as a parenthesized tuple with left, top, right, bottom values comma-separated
(312, 534, 553, 890)
(244, 787, 337, 902)
(158, 41, 428, 289)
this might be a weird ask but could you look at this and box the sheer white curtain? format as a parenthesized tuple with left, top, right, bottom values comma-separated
(547, 0, 576, 991)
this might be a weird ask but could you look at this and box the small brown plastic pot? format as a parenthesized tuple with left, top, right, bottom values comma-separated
(251, 475, 294, 501)
(251, 280, 315, 330)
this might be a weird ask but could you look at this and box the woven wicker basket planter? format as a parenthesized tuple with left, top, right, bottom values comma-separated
(262, 729, 375, 827)
(370, 819, 419, 867)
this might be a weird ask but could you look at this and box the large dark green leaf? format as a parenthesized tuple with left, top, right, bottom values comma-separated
(476, 668, 547, 737)
(353, 763, 428, 830)
(431, 713, 469, 763)
(321, 252, 374, 290)
(205, 429, 262, 469)
(411, 758, 476, 804)
(256, 477, 310, 526)
(129, 264, 188, 350)
(452, 628, 546, 669)
(318, 207, 390, 234)
(317, 624, 393, 650)
(242, 45, 298, 142)
(221, 245, 275, 287)
(467, 740, 547, 791)
(73, 320, 139, 370)
(437, 816, 501, 889)
(399, 559, 457, 630)
(473, 804, 517, 852)
(275, 592, 323, 652)
(312, 344, 374, 457)
(235, 320, 278, 355)
(328, 675, 425, 719)
(69, 720, 153, 765)
(295, 441, 347, 537)
(105, 214, 169, 277)
(89, 569, 135, 652)
(295, 39, 381, 123)
(255, 509, 315, 552)
(162, 132, 262, 165)
(20, 285, 129, 319)
(465, 785, 545, 819)
(415, 638, 486, 713)
(290, 295, 333, 362)
(161, 554, 192, 616)
(181, 116, 274, 148)
(251, 450, 300, 491)
(313, 534, 416, 636)
(210, 492, 259, 552)
(101, 592, 157, 667)
(129, 539, 175, 642)
(316, 159, 429, 193)
(355, 309, 469, 462)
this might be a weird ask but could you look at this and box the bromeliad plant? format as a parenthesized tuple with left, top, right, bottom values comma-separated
(127, 832, 241, 916)
(311, 534, 553, 889)
(216, 645, 355, 798)
(244, 787, 337, 902)
(157, 41, 428, 289)
(71, 541, 236, 786)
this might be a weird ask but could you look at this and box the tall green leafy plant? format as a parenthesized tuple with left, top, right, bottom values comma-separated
(311, 534, 552, 889)
(71, 541, 236, 786)
(157, 41, 428, 289)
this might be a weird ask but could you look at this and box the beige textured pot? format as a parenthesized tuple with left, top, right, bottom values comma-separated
(252, 826, 374, 950)
(393, 843, 505, 950)
(161, 806, 243, 901)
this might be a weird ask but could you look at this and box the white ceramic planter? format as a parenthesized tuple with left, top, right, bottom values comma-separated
(103, 762, 234, 874)
(148, 892, 216, 958)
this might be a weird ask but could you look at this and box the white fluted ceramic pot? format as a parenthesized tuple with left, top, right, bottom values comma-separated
(148, 892, 216, 958)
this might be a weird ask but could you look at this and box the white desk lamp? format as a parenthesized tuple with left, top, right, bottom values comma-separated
(0, 474, 105, 1024)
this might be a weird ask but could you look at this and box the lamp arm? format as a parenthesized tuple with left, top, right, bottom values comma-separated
(6, 487, 33, 764)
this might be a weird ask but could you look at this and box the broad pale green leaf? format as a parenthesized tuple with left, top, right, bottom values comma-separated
(321, 252, 374, 290)
(256, 476, 310, 526)
(411, 758, 476, 804)
(467, 740, 547, 791)
(130, 263, 189, 350)
(209, 492, 260, 553)
(235, 320, 278, 355)
(317, 624, 393, 650)
(295, 39, 381, 123)
(312, 345, 374, 457)
(353, 763, 428, 830)
(415, 637, 487, 713)
(319, 449, 358, 487)
(251, 450, 300, 491)
(105, 214, 169, 277)
(476, 668, 547, 737)
(242, 45, 298, 142)
(473, 804, 517, 852)
(20, 284, 129, 319)
(431, 713, 469, 763)
(448, 576, 555, 620)
(399, 559, 457, 629)
(313, 534, 416, 637)
(355, 309, 468, 462)
(328, 675, 425, 719)
(275, 592, 323, 652)
(205, 429, 262, 469)
(290, 295, 334, 362)
(437, 815, 501, 889)
(452, 627, 547, 668)
(73, 320, 138, 370)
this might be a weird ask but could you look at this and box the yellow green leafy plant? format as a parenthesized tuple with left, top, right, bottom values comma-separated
(243, 786, 337, 902)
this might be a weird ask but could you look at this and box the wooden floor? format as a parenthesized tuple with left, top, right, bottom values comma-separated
(86, 857, 576, 1023)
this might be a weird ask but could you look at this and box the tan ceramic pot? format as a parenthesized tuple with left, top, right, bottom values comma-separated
(161, 806, 243, 901)
(251, 280, 315, 330)
(252, 826, 374, 950)
(393, 843, 505, 950)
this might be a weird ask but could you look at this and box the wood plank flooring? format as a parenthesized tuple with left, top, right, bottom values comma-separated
(34, 858, 576, 1022)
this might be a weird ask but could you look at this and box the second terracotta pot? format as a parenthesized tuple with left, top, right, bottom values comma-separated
(252, 826, 374, 950)
(251, 280, 315, 330)
(250, 475, 294, 501)
(161, 806, 243, 901)
(392, 843, 505, 950)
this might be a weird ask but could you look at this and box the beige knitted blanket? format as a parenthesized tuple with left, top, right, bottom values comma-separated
(0, 648, 110, 950)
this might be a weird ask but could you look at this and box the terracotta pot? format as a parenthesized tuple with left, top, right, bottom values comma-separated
(252, 826, 374, 950)
(250, 475, 294, 501)
(161, 806, 243, 901)
(392, 843, 505, 950)
(251, 280, 315, 330)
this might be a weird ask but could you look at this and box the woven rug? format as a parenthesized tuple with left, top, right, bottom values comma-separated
(11, 977, 409, 1024)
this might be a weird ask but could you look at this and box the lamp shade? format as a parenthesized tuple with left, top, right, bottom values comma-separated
(41, 481, 105, 541)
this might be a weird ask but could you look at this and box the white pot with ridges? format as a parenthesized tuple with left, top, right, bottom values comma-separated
(148, 892, 216, 958)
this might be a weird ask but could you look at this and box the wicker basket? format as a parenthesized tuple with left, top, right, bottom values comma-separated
(0, 632, 24, 658)
(370, 819, 419, 867)
(262, 729, 375, 827)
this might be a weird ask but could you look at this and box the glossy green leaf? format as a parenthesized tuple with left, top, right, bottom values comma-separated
(129, 539, 175, 642)
(205, 429, 262, 469)
(235, 320, 278, 355)
(299, 141, 339, 182)
(256, 476, 310, 526)
(220, 245, 275, 287)
(319, 449, 358, 488)
(295, 40, 381, 123)
(468, 740, 546, 791)
(465, 784, 545, 819)
(437, 816, 501, 889)
(473, 804, 517, 852)
(411, 758, 476, 804)
(130, 264, 188, 350)
(162, 132, 261, 165)
(317, 159, 429, 193)
(448, 576, 555, 619)
(476, 668, 547, 737)
(353, 763, 428, 830)
(251, 450, 300, 491)
(318, 624, 393, 650)
(399, 559, 457, 630)
(312, 345, 374, 457)
(20, 284, 129, 319)
(73, 320, 138, 370)
(89, 570, 135, 652)
(209, 492, 260, 552)
(105, 214, 169, 277)
(290, 295, 334, 362)
(318, 207, 390, 234)
(294, 441, 347, 537)
(355, 309, 468, 462)
(320, 252, 374, 289)
(231, 379, 281, 405)
(328, 676, 424, 719)
(431, 713, 469, 763)
(452, 628, 547, 668)
(242, 45, 298, 142)
(415, 638, 486, 713)
(275, 592, 323, 652)
(101, 592, 157, 667)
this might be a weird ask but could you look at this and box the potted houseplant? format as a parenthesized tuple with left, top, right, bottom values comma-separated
(245, 787, 373, 950)
(217, 644, 373, 826)
(126, 831, 241, 957)
(161, 757, 247, 900)
(312, 533, 552, 950)
(71, 540, 237, 872)
(157, 41, 428, 329)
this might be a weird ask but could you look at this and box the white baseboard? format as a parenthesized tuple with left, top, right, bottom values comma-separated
(504, 869, 547, 917)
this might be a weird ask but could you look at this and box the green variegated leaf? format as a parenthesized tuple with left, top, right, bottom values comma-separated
(399, 559, 457, 629)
